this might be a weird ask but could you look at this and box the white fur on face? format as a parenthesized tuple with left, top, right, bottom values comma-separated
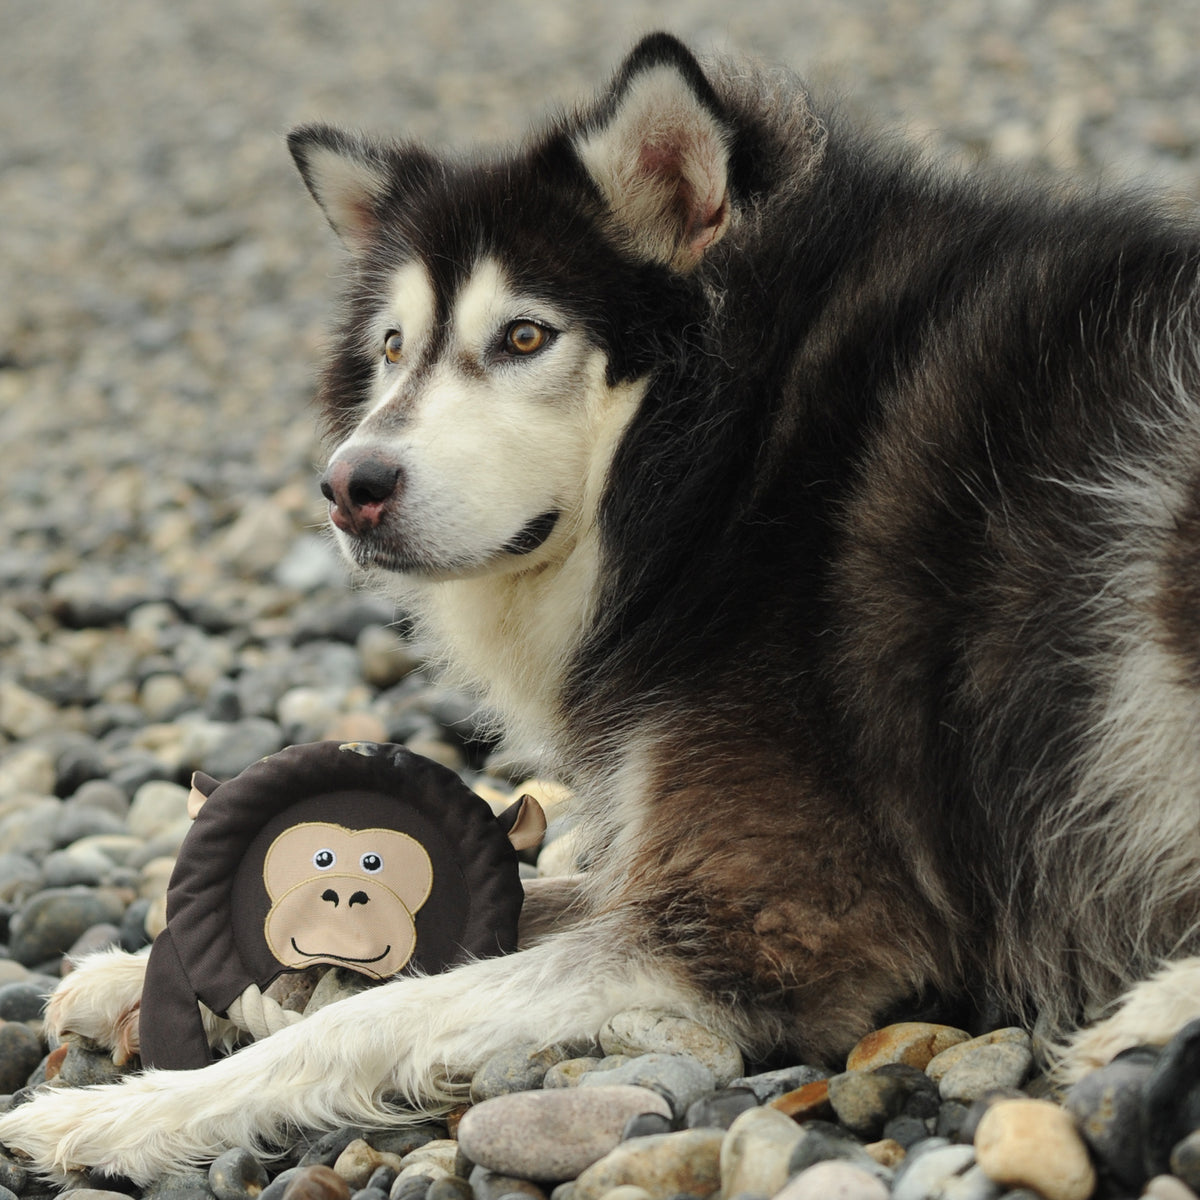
(325, 255, 646, 750)
(333, 255, 596, 577)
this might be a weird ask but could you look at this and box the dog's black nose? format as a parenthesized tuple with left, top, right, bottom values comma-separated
(320, 453, 403, 535)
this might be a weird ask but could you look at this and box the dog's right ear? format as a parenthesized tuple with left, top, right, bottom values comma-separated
(287, 125, 396, 252)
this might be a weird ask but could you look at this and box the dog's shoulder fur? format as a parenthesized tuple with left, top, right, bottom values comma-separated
(3, 33, 1200, 1183)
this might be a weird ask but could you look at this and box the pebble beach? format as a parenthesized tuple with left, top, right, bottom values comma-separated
(4, 2, 1200, 1198)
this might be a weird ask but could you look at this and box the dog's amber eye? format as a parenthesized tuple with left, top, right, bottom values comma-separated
(383, 331, 404, 364)
(505, 321, 551, 356)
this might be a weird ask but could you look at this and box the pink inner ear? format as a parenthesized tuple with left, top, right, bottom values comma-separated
(637, 138, 727, 258)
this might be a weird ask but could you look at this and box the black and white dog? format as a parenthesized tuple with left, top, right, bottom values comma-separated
(4, 32, 1200, 1182)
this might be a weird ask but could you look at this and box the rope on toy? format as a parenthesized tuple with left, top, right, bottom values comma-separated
(226, 983, 304, 1041)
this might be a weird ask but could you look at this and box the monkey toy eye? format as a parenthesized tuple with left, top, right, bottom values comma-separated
(313, 849, 336, 870)
(360, 853, 383, 873)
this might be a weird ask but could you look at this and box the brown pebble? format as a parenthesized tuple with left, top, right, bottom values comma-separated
(769, 1078, 835, 1122)
(864, 1138, 906, 1167)
(847, 1022, 970, 1072)
(444, 1104, 470, 1138)
(43, 1044, 69, 1081)
(974, 1097, 1095, 1200)
(281, 1165, 350, 1200)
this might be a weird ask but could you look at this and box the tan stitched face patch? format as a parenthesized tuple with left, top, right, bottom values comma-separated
(262, 823, 434, 978)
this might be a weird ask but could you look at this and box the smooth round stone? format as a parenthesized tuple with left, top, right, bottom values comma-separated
(0, 744, 56, 797)
(827, 1069, 911, 1139)
(56, 1042, 128, 1086)
(357, 625, 421, 688)
(209, 1147, 270, 1200)
(849, 1023, 972, 1072)
(0, 1022, 44, 1093)
(0, 852, 43, 903)
(892, 1143, 975, 1200)
(598, 1010, 743, 1085)
(683, 1086, 759, 1129)
(719, 1104, 804, 1197)
(571, 1128, 724, 1200)
(544, 1056, 603, 1088)
(621, 1112, 673, 1140)
(1146, 1176, 1200, 1200)
(470, 1041, 577, 1102)
(1171, 1128, 1200, 1189)
(464, 1167, 544, 1200)
(127, 779, 191, 840)
(200, 717, 285, 779)
(423, 1177, 470, 1200)
(0, 1149, 28, 1194)
(926, 1029, 1031, 1084)
(143, 1169, 215, 1200)
(0, 981, 48, 1022)
(395, 1140, 458, 1177)
(64, 1190, 138, 1200)
(730, 1063, 829, 1102)
(7, 886, 126, 965)
(973, 1098, 1095, 1200)
(333, 1140, 403, 1189)
(1142, 1018, 1200, 1178)
(777, 1160, 890, 1200)
(1064, 1049, 1156, 1189)
(41, 844, 115, 888)
(72, 779, 130, 818)
(457, 1085, 672, 1182)
(936, 1043, 1033, 1103)
(580, 1053, 715, 1120)
(297, 1128, 371, 1168)
(281, 1164, 351, 1200)
(787, 1120, 886, 1177)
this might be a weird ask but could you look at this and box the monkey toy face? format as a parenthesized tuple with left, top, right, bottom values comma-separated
(262, 822, 433, 977)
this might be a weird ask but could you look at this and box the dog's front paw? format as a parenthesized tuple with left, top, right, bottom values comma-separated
(1056, 957, 1200, 1082)
(0, 1085, 136, 1182)
(45, 948, 150, 1064)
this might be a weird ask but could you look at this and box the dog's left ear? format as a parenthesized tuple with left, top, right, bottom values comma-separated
(575, 34, 732, 273)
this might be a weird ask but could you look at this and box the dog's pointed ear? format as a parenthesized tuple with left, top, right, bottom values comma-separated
(574, 34, 732, 273)
(287, 124, 394, 252)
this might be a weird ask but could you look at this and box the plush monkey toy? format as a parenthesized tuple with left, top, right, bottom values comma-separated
(138, 740, 544, 1070)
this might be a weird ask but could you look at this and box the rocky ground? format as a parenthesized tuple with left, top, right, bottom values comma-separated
(3, 2, 1200, 1199)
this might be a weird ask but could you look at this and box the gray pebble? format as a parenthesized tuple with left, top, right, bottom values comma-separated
(0, 981, 48, 1022)
(892, 1143, 976, 1200)
(470, 1041, 578, 1103)
(7, 886, 126, 966)
(936, 1042, 1033, 1103)
(0, 1023, 43, 1093)
(543, 1056, 603, 1088)
(56, 1041, 130, 1086)
(467, 1166, 547, 1200)
(598, 1009, 743, 1085)
(827, 1069, 911, 1139)
(457, 1084, 672, 1182)
(200, 717, 286, 779)
(580, 1053, 715, 1120)
(729, 1063, 829, 1103)
(209, 1148, 270, 1200)
(1064, 1049, 1156, 1191)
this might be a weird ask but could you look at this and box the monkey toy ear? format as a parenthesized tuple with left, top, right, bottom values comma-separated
(497, 795, 547, 852)
(188, 771, 220, 819)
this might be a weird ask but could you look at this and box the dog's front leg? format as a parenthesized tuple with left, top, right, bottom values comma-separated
(0, 921, 695, 1185)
